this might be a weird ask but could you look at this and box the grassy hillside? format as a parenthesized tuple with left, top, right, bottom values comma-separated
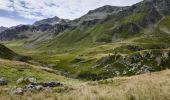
(0, 44, 18, 60)
(159, 16, 170, 29)
(0, 58, 81, 85)
(1, 69, 170, 100)
(0, 44, 31, 62)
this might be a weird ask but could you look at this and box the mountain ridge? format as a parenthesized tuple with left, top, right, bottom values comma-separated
(0, 5, 128, 42)
(1, 0, 169, 43)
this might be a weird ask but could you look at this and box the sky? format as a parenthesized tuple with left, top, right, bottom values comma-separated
(0, 0, 142, 27)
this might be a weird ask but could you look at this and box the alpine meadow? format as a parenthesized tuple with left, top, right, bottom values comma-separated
(0, 0, 170, 100)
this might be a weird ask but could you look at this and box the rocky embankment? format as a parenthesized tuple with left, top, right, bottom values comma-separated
(97, 50, 170, 77)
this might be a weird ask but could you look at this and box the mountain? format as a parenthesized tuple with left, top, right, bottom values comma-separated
(1, 0, 170, 43)
(49, 0, 170, 45)
(0, 23, 71, 45)
(0, 26, 7, 32)
(0, 5, 127, 43)
(33, 16, 70, 26)
(70, 5, 128, 26)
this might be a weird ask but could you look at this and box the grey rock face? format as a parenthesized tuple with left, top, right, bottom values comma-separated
(0, 26, 7, 32)
(0, 77, 8, 86)
(72, 5, 128, 26)
(0, 25, 31, 41)
(0, 22, 71, 42)
(88, 5, 127, 14)
(33, 16, 70, 26)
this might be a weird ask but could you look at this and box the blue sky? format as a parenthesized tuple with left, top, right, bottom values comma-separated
(0, 0, 142, 27)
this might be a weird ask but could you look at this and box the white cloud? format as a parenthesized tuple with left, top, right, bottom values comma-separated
(0, 0, 143, 27)
(0, 0, 14, 11)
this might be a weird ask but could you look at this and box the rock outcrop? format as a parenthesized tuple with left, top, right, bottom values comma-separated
(0, 77, 8, 86)
(13, 77, 63, 95)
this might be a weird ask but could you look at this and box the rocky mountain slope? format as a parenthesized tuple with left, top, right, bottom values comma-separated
(70, 5, 128, 26)
(0, 26, 7, 32)
(0, 5, 128, 43)
(33, 16, 70, 26)
(38, 0, 170, 46)
(0, 0, 170, 44)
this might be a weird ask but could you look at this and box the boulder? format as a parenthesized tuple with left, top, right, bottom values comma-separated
(35, 85, 44, 91)
(13, 80, 63, 95)
(0, 77, 8, 86)
(41, 81, 63, 87)
(13, 88, 24, 95)
(23, 84, 44, 92)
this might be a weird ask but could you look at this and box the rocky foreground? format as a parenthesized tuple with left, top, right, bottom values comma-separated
(0, 77, 63, 95)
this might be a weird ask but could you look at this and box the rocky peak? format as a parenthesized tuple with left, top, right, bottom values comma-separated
(33, 16, 70, 26)
(71, 5, 128, 26)
(87, 5, 127, 15)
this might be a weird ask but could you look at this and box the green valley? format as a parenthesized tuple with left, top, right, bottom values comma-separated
(0, 0, 170, 99)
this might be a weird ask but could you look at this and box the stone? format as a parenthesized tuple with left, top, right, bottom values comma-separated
(23, 84, 44, 92)
(35, 85, 44, 91)
(155, 57, 162, 66)
(0, 77, 8, 86)
(16, 77, 24, 84)
(162, 51, 169, 59)
(13, 88, 24, 95)
(41, 81, 63, 87)
(23, 84, 35, 91)
(13, 80, 63, 95)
